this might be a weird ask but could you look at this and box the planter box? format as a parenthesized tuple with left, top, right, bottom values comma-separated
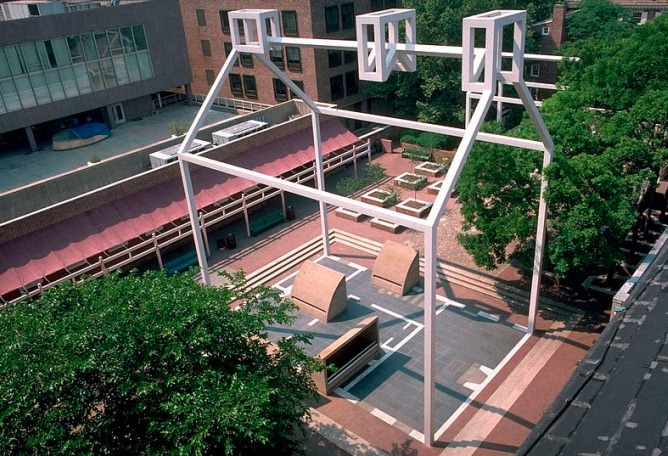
(394, 172, 427, 191)
(361, 188, 397, 208)
(370, 218, 401, 233)
(427, 180, 443, 195)
(415, 161, 445, 178)
(335, 207, 365, 222)
(396, 198, 432, 218)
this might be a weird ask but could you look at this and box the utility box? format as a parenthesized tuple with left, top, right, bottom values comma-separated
(149, 139, 211, 169)
(211, 120, 268, 145)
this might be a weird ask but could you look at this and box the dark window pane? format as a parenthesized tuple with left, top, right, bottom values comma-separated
(243, 75, 257, 98)
(240, 52, 253, 68)
(282, 10, 298, 37)
(201, 40, 211, 57)
(289, 79, 304, 99)
(325, 6, 339, 33)
(273, 78, 288, 101)
(345, 70, 358, 96)
(220, 10, 230, 33)
(341, 3, 355, 30)
(224, 42, 239, 66)
(328, 50, 342, 68)
(330, 74, 344, 101)
(344, 50, 356, 64)
(286, 47, 301, 72)
(229, 73, 243, 97)
(270, 48, 284, 69)
(206, 69, 215, 85)
(196, 9, 206, 26)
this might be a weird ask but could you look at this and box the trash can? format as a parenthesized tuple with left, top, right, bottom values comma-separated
(286, 205, 296, 221)
(225, 233, 237, 249)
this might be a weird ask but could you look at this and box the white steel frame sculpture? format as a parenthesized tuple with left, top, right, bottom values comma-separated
(175, 8, 555, 446)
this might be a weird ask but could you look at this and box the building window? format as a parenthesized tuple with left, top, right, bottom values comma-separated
(344, 50, 356, 64)
(345, 70, 358, 96)
(205, 69, 215, 85)
(220, 10, 230, 33)
(328, 50, 342, 68)
(270, 48, 284, 69)
(236, 19, 245, 35)
(290, 79, 304, 99)
(224, 42, 239, 66)
(243, 75, 257, 98)
(325, 6, 339, 33)
(330, 74, 344, 101)
(371, 0, 396, 11)
(341, 3, 355, 30)
(286, 47, 301, 72)
(273, 78, 288, 101)
(229, 73, 243, 97)
(196, 9, 206, 26)
(541, 26, 549, 35)
(282, 10, 298, 37)
(530, 63, 540, 77)
(201, 40, 211, 57)
(0, 25, 154, 114)
(240, 52, 253, 68)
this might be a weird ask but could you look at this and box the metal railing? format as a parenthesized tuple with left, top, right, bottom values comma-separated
(2, 139, 372, 307)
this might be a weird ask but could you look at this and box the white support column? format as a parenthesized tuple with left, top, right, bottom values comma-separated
(496, 81, 504, 123)
(177, 47, 240, 285)
(423, 224, 437, 445)
(178, 159, 211, 285)
(311, 111, 331, 256)
(513, 78, 554, 333)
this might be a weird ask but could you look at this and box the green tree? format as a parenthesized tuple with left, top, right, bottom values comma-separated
(0, 270, 320, 455)
(456, 11, 668, 279)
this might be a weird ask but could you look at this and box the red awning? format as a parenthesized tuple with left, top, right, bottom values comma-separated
(0, 119, 358, 298)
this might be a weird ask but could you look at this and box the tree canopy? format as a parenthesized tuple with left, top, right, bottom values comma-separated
(456, 6, 668, 279)
(0, 270, 320, 455)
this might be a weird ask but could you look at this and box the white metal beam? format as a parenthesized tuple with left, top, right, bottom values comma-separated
(176, 47, 241, 285)
(179, 153, 430, 232)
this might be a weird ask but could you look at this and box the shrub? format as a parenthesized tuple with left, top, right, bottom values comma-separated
(415, 132, 449, 150)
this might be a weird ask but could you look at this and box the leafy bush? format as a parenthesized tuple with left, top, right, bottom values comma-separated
(415, 132, 449, 150)
(400, 129, 419, 145)
(336, 163, 387, 195)
(0, 270, 320, 455)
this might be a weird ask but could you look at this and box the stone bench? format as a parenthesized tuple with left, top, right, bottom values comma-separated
(371, 240, 420, 296)
(312, 316, 381, 395)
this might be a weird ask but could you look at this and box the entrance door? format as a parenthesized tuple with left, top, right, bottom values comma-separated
(111, 103, 125, 124)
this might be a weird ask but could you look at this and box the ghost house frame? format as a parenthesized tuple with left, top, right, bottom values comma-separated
(175, 8, 557, 446)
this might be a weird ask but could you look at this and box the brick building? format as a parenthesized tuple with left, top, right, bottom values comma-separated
(179, 0, 399, 111)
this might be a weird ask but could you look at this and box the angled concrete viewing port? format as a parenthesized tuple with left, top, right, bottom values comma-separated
(372, 240, 420, 296)
(175, 6, 559, 446)
(291, 260, 347, 322)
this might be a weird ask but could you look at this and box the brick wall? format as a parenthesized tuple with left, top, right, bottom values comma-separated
(178, 0, 376, 107)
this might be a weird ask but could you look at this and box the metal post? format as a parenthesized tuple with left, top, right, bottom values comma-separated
(423, 225, 437, 445)
(199, 212, 211, 257)
(311, 111, 331, 256)
(153, 233, 164, 270)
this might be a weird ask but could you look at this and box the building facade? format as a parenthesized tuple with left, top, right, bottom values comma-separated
(179, 0, 399, 111)
(0, 0, 192, 152)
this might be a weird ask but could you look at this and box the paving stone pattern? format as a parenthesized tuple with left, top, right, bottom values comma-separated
(267, 255, 525, 436)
